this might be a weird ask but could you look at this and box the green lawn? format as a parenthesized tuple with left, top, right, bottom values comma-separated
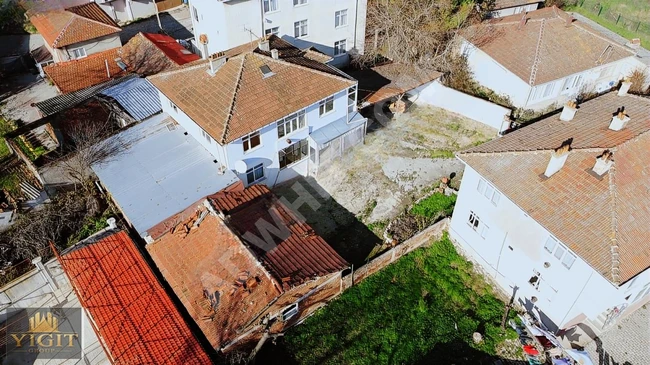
(283, 234, 518, 365)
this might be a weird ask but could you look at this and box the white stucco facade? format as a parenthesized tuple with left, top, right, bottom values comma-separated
(449, 164, 650, 332)
(98, 0, 158, 24)
(47, 34, 122, 63)
(461, 40, 647, 111)
(488, 2, 539, 19)
(157, 83, 364, 187)
(189, 0, 367, 65)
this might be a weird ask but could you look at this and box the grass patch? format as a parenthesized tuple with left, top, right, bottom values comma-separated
(366, 220, 387, 236)
(0, 172, 20, 196)
(0, 117, 13, 159)
(66, 208, 114, 246)
(410, 193, 457, 218)
(429, 149, 455, 159)
(567, 6, 650, 47)
(285, 234, 517, 364)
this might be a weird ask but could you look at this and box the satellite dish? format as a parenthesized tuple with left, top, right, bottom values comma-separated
(199, 34, 209, 45)
(234, 160, 248, 174)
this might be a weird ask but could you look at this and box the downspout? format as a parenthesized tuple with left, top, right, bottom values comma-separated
(259, 0, 265, 38)
(353, 0, 359, 52)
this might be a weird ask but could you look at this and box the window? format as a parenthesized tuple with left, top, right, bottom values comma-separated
(477, 178, 501, 207)
(562, 74, 583, 92)
(468, 211, 480, 231)
(544, 236, 576, 269)
(169, 100, 177, 113)
(263, 0, 278, 13)
(553, 245, 565, 260)
(201, 129, 212, 144)
(265, 26, 279, 36)
(279, 139, 308, 169)
(293, 0, 307, 5)
(599, 66, 614, 79)
(294, 19, 308, 38)
(334, 39, 347, 56)
(468, 211, 489, 239)
(281, 303, 299, 321)
(633, 283, 650, 303)
(192, 5, 199, 22)
(335, 9, 348, 27)
(480, 223, 489, 239)
(544, 236, 557, 253)
(348, 86, 357, 113)
(319, 96, 334, 116)
(70, 47, 86, 59)
(277, 110, 306, 138)
(246, 163, 264, 184)
(242, 131, 261, 152)
(561, 253, 576, 269)
(530, 82, 555, 101)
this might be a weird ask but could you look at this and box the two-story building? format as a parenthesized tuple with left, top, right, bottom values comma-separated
(148, 35, 366, 187)
(29, 2, 122, 63)
(461, 7, 646, 111)
(449, 86, 650, 337)
(189, 0, 367, 66)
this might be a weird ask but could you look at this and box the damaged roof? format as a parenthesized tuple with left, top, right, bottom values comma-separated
(100, 77, 162, 121)
(459, 91, 650, 284)
(43, 48, 126, 93)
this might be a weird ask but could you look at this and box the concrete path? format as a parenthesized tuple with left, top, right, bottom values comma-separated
(0, 73, 58, 124)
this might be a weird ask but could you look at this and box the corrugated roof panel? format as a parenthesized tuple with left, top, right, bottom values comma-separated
(100, 78, 162, 121)
(310, 112, 366, 147)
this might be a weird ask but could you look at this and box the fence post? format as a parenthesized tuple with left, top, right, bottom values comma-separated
(636, 21, 641, 32)
(598, 5, 602, 17)
(616, 14, 621, 25)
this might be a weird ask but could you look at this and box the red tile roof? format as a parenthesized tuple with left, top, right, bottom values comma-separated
(459, 92, 650, 284)
(59, 231, 212, 364)
(43, 48, 126, 93)
(142, 33, 201, 65)
(463, 7, 634, 86)
(30, 3, 120, 48)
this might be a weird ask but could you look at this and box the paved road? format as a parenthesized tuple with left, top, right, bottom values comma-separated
(584, 304, 650, 365)
(120, 5, 193, 44)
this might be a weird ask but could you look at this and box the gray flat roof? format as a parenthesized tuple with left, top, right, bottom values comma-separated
(310, 112, 366, 146)
(92, 113, 240, 236)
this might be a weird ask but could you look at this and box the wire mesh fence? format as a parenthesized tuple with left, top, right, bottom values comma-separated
(578, 0, 650, 35)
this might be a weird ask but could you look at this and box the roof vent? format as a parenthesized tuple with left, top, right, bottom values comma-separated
(560, 100, 578, 121)
(260, 64, 275, 78)
(592, 150, 614, 176)
(618, 78, 633, 96)
(207, 52, 226, 76)
(259, 39, 270, 52)
(517, 12, 528, 29)
(271, 49, 279, 60)
(115, 57, 127, 71)
(544, 138, 572, 178)
(609, 108, 630, 131)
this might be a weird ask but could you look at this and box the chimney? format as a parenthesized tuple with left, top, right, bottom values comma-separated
(207, 52, 226, 76)
(618, 78, 633, 96)
(560, 100, 578, 121)
(609, 109, 630, 131)
(544, 139, 572, 178)
(592, 150, 614, 176)
(626, 38, 641, 50)
(565, 16, 575, 27)
(517, 13, 528, 29)
(271, 49, 279, 60)
(259, 39, 270, 52)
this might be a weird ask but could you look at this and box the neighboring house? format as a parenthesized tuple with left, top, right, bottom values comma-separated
(0, 34, 44, 74)
(148, 35, 366, 187)
(461, 7, 646, 110)
(449, 87, 650, 335)
(189, 0, 367, 66)
(120, 32, 202, 76)
(91, 114, 241, 239)
(29, 2, 122, 63)
(98, 77, 163, 125)
(146, 184, 349, 350)
(96, 0, 160, 24)
(58, 229, 213, 364)
(43, 48, 127, 93)
(488, 0, 541, 18)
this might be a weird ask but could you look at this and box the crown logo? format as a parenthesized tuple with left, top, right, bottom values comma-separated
(28, 312, 59, 333)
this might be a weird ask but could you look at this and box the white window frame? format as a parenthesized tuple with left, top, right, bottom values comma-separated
(632, 283, 650, 303)
(169, 100, 178, 113)
(335, 9, 348, 28)
(263, 0, 279, 13)
(476, 178, 501, 207)
(242, 130, 261, 153)
(348, 86, 357, 113)
(265, 26, 280, 36)
(70, 47, 87, 59)
(294, 19, 308, 38)
(334, 39, 347, 56)
(561, 74, 583, 94)
(246, 163, 265, 184)
(468, 211, 480, 231)
(281, 303, 299, 321)
(293, 0, 307, 6)
(319, 96, 334, 117)
(544, 236, 576, 269)
(279, 139, 309, 169)
(192, 5, 199, 22)
(201, 129, 212, 144)
(277, 110, 306, 138)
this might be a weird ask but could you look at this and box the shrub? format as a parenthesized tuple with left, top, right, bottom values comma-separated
(410, 193, 457, 218)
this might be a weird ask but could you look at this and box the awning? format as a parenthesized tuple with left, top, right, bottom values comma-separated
(310, 112, 366, 147)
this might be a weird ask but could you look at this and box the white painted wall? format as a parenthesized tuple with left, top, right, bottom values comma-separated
(488, 3, 539, 19)
(158, 86, 354, 186)
(60, 34, 122, 62)
(411, 80, 510, 133)
(448, 164, 648, 331)
(190, 0, 367, 61)
(99, 0, 156, 23)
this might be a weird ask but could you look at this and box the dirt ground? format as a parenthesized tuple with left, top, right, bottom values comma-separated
(273, 104, 497, 266)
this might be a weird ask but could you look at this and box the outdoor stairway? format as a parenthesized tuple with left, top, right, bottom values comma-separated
(20, 182, 41, 201)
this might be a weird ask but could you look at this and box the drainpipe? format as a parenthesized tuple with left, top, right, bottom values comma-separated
(125, 0, 135, 22)
(353, 0, 359, 52)
(259, 0, 265, 38)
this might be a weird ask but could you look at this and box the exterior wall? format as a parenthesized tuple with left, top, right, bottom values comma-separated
(488, 2, 539, 18)
(60, 34, 122, 61)
(98, 0, 156, 23)
(449, 163, 635, 331)
(190, 0, 367, 60)
(129, 0, 157, 20)
(159, 86, 355, 187)
(411, 80, 511, 133)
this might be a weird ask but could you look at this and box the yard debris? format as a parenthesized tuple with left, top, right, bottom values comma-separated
(473, 332, 483, 343)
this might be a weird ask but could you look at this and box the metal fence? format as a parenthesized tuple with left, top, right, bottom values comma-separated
(577, 0, 650, 35)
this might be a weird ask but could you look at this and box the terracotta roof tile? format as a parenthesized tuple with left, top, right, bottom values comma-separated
(459, 92, 650, 283)
(60, 231, 212, 364)
(494, 0, 541, 9)
(43, 48, 126, 93)
(30, 3, 120, 48)
(148, 35, 355, 144)
(464, 7, 634, 86)
(120, 32, 199, 76)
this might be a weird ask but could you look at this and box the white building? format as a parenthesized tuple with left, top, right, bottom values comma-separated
(461, 7, 646, 111)
(97, 0, 159, 24)
(488, 0, 541, 18)
(449, 88, 650, 336)
(148, 35, 366, 187)
(189, 0, 367, 66)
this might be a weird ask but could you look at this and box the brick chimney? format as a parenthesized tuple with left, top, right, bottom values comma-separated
(592, 150, 614, 176)
(259, 39, 270, 52)
(544, 139, 572, 178)
(207, 52, 226, 76)
(560, 100, 578, 121)
(271, 49, 279, 60)
(609, 109, 630, 131)
(618, 78, 633, 96)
